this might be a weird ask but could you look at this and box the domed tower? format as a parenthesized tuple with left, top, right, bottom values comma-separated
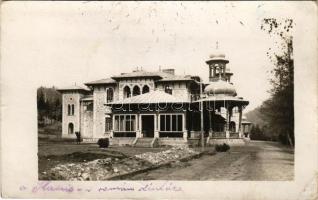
(204, 79, 237, 97)
(204, 44, 237, 96)
(205, 46, 232, 82)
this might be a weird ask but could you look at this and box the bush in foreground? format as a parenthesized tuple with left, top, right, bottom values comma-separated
(97, 138, 109, 148)
(215, 143, 230, 152)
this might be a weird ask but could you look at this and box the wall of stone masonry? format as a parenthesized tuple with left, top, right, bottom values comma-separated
(92, 85, 118, 139)
(80, 102, 93, 138)
(158, 138, 188, 146)
(110, 137, 136, 146)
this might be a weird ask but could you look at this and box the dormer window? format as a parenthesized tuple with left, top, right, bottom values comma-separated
(164, 85, 172, 95)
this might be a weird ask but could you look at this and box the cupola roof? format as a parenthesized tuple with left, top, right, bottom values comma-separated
(206, 49, 229, 64)
(204, 79, 237, 96)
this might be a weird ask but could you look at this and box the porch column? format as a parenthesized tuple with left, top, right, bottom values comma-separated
(225, 106, 230, 139)
(110, 115, 114, 138)
(137, 114, 142, 138)
(238, 106, 243, 138)
(208, 111, 212, 137)
(154, 113, 159, 138)
(183, 112, 187, 141)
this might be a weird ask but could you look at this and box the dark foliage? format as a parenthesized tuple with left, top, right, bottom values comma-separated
(97, 138, 110, 148)
(215, 143, 230, 152)
(260, 18, 294, 147)
(250, 124, 270, 141)
(37, 86, 62, 124)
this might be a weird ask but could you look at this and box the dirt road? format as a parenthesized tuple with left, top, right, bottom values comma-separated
(129, 141, 294, 181)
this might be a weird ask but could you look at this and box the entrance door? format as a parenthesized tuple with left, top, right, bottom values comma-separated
(141, 115, 154, 137)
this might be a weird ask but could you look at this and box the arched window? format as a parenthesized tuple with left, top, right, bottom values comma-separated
(142, 85, 150, 94)
(67, 105, 71, 115)
(164, 85, 172, 95)
(230, 121, 236, 132)
(123, 86, 131, 98)
(132, 85, 140, 96)
(107, 88, 114, 103)
(68, 123, 74, 134)
(71, 104, 75, 115)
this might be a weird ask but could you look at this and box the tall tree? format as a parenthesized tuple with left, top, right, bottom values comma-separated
(260, 18, 294, 147)
(37, 86, 62, 124)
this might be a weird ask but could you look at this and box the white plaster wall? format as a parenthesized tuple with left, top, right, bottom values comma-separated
(118, 78, 155, 100)
(93, 86, 107, 138)
(156, 82, 191, 101)
(62, 92, 83, 138)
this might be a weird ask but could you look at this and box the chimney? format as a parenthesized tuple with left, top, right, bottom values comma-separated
(162, 68, 175, 75)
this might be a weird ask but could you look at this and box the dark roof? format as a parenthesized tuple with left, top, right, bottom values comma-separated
(195, 95, 249, 105)
(111, 71, 163, 80)
(57, 85, 91, 93)
(86, 70, 200, 86)
(157, 75, 194, 82)
(85, 78, 116, 86)
(242, 119, 252, 124)
(107, 90, 189, 105)
(81, 95, 93, 101)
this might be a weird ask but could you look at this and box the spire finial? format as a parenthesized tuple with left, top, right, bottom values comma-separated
(216, 41, 219, 50)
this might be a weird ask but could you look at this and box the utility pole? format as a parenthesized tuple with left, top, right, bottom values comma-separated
(200, 79, 205, 149)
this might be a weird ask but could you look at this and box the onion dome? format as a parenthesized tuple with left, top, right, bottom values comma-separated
(209, 50, 226, 59)
(206, 50, 229, 64)
(204, 79, 237, 96)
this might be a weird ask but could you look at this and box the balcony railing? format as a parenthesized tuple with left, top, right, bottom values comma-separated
(212, 131, 226, 138)
(211, 132, 240, 138)
(230, 132, 239, 138)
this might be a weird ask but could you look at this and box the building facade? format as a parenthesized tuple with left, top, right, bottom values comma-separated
(58, 52, 249, 146)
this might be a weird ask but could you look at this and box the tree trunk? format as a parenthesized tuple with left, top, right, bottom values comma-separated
(287, 131, 293, 148)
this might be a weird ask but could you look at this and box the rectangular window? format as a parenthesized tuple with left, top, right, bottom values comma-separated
(177, 115, 183, 131)
(126, 115, 131, 131)
(165, 115, 171, 131)
(160, 115, 165, 131)
(114, 116, 119, 131)
(107, 88, 114, 103)
(120, 115, 125, 131)
(159, 114, 183, 132)
(131, 115, 136, 131)
(105, 117, 112, 132)
(172, 115, 177, 131)
(114, 114, 136, 132)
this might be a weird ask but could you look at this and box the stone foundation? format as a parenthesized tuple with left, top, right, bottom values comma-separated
(207, 138, 246, 146)
(158, 138, 187, 146)
(110, 137, 135, 146)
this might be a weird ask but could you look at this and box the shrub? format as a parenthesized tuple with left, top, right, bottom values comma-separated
(97, 138, 109, 148)
(215, 143, 230, 152)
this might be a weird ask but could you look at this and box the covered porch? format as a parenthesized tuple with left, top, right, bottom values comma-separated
(106, 91, 190, 147)
(190, 96, 249, 142)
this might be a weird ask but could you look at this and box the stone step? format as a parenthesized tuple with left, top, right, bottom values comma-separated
(134, 138, 154, 148)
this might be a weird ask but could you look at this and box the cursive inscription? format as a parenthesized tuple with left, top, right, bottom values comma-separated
(32, 181, 74, 193)
(138, 182, 183, 192)
(21, 181, 183, 194)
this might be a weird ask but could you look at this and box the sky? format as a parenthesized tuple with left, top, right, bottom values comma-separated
(1, 1, 298, 111)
